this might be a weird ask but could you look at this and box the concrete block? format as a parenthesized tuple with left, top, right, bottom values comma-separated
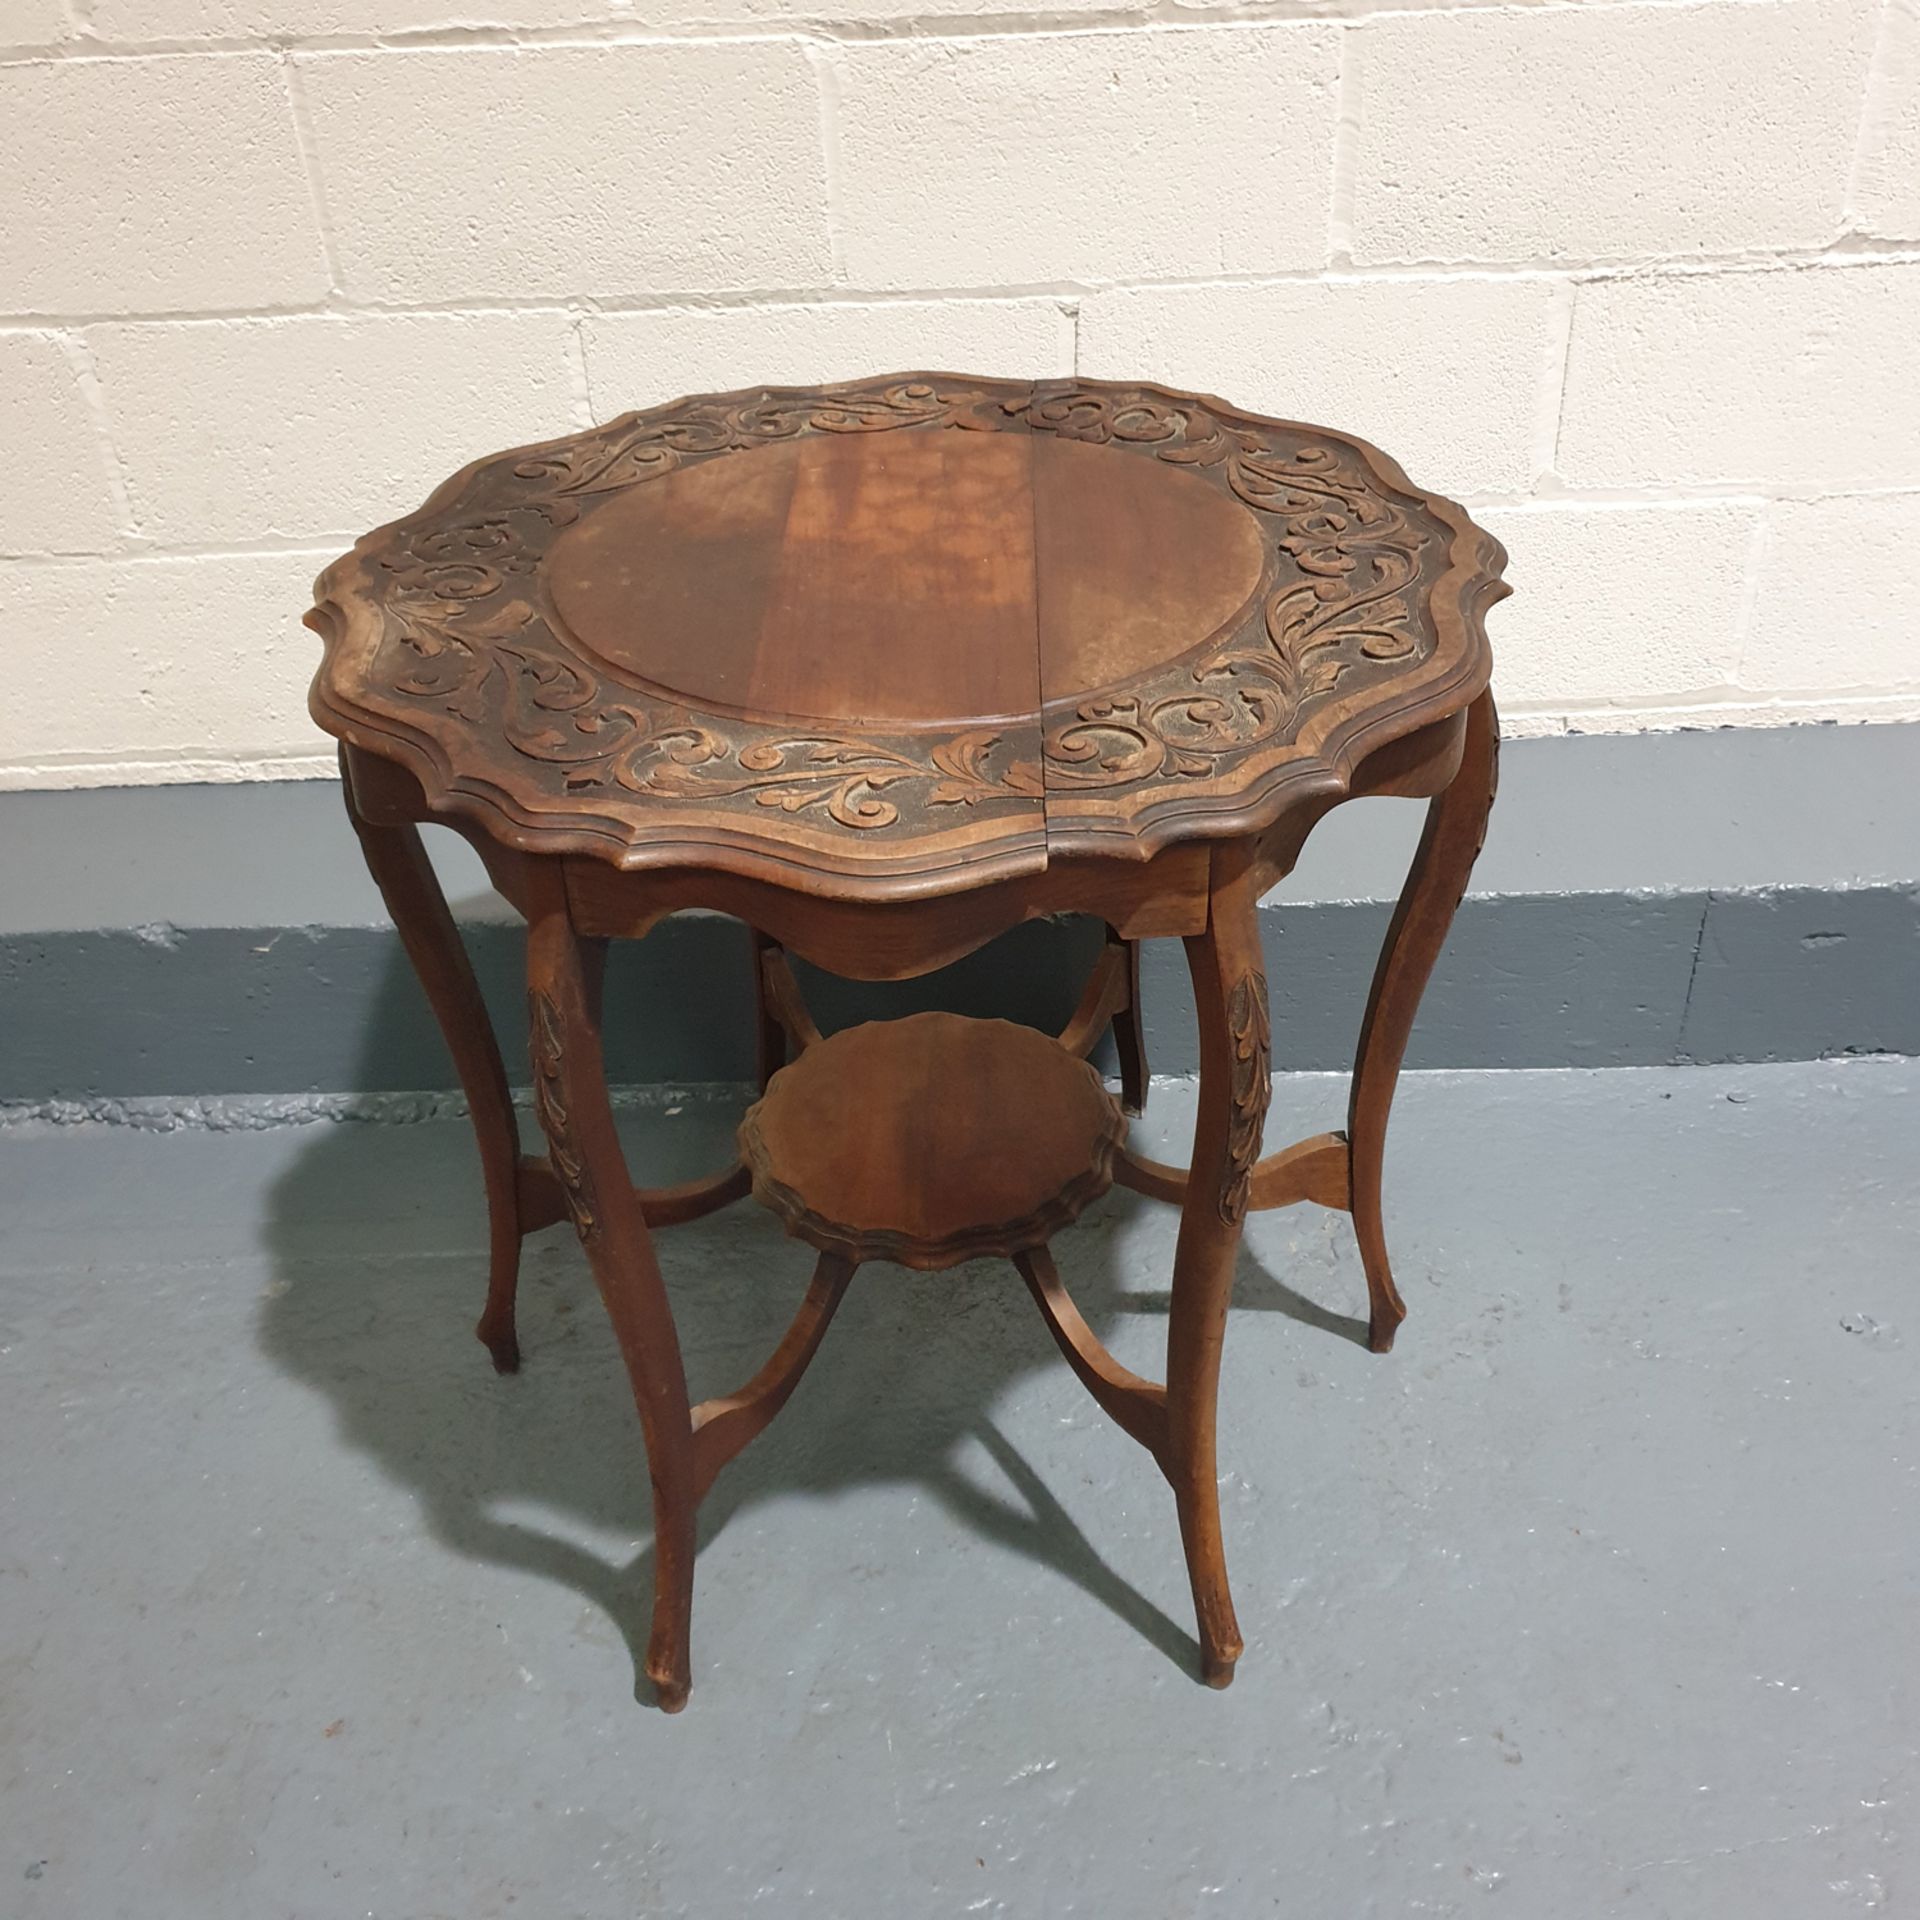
(0, 913, 1101, 1100)
(298, 45, 832, 304)
(87, 312, 580, 545)
(0, 551, 335, 787)
(1681, 885, 1920, 1062)
(1855, 0, 1920, 237)
(0, 55, 328, 316)
(1743, 493, 1920, 694)
(1351, 0, 1874, 265)
(0, 0, 68, 46)
(1557, 263, 1920, 490)
(582, 299, 1071, 416)
(1401, 894, 1704, 1069)
(0, 333, 123, 555)
(1076, 276, 1557, 499)
(832, 27, 1339, 290)
(1477, 503, 1756, 710)
(89, 0, 603, 35)
(1138, 894, 1705, 1071)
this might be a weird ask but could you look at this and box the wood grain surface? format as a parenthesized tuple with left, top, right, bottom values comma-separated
(739, 1010, 1126, 1270)
(309, 373, 1505, 900)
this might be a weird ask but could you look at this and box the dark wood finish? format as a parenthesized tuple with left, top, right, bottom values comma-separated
(1110, 926, 1149, 1117)
(548, 432, 1043, 726)
(339, 747, 527, 1375)
(634, 1163, 753, 1227)
(1056, 937, 1131, 1059)
(1166, 845, 1266, 1685)
(1115, 1128, 1350, 1213)
(690, 1252, 855, 1504)
(308, 374, 1502, 898)
(523, 888, 699, 1711)
(1057, 928, 1149, 1115)
(1016, 1244, 1168, 1460)
(756, 942, 823, 1052)
(739, 1012, 1126, 1271)
(559, 836, 1215, 977)
(308, 371, 1508, 1710)
(750, 927, 786, 1090)
(1349, 689, 1500, 1351)
(519, 1149, 747, 1232)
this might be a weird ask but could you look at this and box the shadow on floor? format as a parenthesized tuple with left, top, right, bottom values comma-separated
(256, 910, 1364, 1706)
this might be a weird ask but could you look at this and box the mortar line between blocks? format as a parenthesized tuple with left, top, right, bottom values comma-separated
(0, 536, 364, 567)
(280, 50, 345, 298)
(1529, 278, 1579, 491)
(1325, 24, 1361, 268)
(0, 752, 344, 791)
(53, 331, 143, 541)
(7, 249, 1920, 333)
(0, 0, 1817, 65)
(805, 40, 851, 289)
(1840, 0, 1903, 228)
(565, 309, 597, 429)
(1729, 504, 1776, 688)
(10, 485, 1919, 572)
(1500, 692, 1920, 735)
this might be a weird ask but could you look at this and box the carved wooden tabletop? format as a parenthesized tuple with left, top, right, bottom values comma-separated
(307, 372, 1508, 1713)
(309, 373, 1503, 898)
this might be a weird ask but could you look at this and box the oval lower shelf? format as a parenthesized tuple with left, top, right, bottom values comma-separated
(739, 1012, 1127, 1271)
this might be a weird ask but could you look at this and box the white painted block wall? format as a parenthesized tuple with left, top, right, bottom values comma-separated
(0, 0, 1915, 789)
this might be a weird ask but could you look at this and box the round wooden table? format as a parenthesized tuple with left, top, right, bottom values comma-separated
(307, 374, 1508, 1711)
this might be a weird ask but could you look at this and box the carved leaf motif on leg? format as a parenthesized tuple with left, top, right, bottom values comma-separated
(1219, 970, 1271, 1226)
(529, 988, 597, 1239)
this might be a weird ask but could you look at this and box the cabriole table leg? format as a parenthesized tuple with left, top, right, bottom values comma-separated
(339, 749, 527, 1374)
(525, 894, 700, 1712)
(1348, 691, 1501, 1353)
(749, 927, 788, 1091)
(1166, 846, 1270, 1687)
(1109, 926, 1149, 1116)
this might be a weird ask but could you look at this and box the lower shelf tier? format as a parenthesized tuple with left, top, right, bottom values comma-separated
(738, 1011, 1128, 1271)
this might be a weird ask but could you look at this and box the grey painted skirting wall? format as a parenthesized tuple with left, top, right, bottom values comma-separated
(2, 724, 1915, 1101)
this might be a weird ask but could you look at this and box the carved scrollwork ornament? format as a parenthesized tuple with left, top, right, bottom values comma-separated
(1016, 386, 1437, 795)
(530, 990, 597, 1239)
(1219, 970, 1273, 1227)
(309, 373, 1501, 885)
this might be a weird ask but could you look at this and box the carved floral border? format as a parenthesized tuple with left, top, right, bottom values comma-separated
(1020, 386, 1438, 800)
(328, 376, 1469, 842)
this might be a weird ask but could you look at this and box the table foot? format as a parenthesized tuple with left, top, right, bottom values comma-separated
(644, 1557, 694, 1712)
(1349, 692, 1499, 1352)
(649, 1672, 691, 1715)
(1173, 1462, 1246, 1687)
(1201, 1649, 1240, 1690)
(477, 1302, 521, 1375)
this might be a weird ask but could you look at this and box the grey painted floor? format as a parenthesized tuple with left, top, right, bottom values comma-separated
(2, 1061, 1915, 1917)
